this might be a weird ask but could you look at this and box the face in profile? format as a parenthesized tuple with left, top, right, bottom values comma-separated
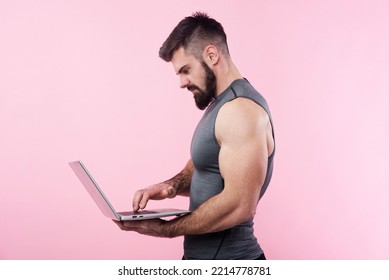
(172, 48, 217, 110)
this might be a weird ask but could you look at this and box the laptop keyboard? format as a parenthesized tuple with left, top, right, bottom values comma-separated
(119, 210, 157, 215)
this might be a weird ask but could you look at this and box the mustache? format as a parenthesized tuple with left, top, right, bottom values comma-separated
(187, 85, 200, 92)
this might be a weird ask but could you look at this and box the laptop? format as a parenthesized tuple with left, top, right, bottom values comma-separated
(69, 160, 190, 221)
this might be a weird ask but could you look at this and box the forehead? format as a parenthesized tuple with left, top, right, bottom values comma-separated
(171, 47, 198, 74)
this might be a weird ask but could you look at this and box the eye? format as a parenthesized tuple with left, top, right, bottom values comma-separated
(182, 67, 190, 75)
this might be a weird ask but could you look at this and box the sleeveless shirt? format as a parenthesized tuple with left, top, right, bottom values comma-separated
(184, 78, 275, 260)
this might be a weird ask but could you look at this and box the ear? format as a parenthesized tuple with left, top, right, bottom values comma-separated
(202, 45, 220, 66)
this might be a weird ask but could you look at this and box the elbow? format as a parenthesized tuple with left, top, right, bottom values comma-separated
(244, 207, 256, 221)
(234, 204, 256, 224)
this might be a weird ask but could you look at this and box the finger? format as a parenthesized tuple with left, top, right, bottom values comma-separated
(121, 221, 143, 232)
(112, 220, 125, 230)
(113, 220, 140, 232)
(139, 191, 150, 210)
(165, 186, 176, 198)
(132, 190, 146, 211)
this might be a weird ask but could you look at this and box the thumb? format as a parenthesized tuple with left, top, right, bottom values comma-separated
(163, 186, 175, 198)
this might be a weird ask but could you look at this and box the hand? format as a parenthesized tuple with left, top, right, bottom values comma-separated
(132, 183, 177, 212)
(113, 219, 167, 237)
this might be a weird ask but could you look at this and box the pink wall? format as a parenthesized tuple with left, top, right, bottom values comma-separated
(1, 0, 388, 259)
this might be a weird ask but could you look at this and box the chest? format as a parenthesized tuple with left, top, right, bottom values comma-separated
(190, 104, 221, 173)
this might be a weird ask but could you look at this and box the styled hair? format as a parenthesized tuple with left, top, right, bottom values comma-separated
(159, 12, 229, 62)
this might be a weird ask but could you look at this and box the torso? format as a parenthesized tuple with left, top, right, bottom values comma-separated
(184, 79, 275, 259)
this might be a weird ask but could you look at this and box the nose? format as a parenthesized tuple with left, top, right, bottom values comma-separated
(179, 75, 190, 89)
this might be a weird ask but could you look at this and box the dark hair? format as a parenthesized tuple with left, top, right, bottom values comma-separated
(159, 12, 229, 62)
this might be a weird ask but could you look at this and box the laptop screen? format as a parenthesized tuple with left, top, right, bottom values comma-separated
(69, 161, 119, 220)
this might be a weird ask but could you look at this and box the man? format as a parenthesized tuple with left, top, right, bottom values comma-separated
(114, 12, 275, 260)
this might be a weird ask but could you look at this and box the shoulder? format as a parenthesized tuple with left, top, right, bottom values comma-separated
(215, 97, 270, 143)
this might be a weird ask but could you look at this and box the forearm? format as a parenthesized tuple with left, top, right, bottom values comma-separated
(122, 182, 260, 238)
(164, 160, 193, 197)
(160, 189, 254, 238)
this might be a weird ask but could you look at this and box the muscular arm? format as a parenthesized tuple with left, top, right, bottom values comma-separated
(120, 99, 274, 237)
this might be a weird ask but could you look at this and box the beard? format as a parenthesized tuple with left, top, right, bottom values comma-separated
(187, 61, 217, 110)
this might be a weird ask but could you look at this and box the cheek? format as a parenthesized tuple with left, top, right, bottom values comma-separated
(193, 72, 206, 87)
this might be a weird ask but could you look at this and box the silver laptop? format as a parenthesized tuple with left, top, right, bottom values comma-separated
(69, 160, 190, 221)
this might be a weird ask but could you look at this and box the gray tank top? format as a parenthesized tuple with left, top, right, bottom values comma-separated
(184, 79, 275, 260)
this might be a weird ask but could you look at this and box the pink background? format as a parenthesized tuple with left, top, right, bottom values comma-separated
(1, 0, 389, 260)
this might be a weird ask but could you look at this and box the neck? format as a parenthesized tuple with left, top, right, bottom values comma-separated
(214, 58, 243, 96)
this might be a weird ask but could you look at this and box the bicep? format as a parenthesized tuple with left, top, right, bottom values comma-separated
(218, 131, 268, 213)
(216, 99, 271, 213)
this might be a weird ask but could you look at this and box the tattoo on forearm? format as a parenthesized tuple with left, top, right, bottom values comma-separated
(165, 161, 193, 195)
